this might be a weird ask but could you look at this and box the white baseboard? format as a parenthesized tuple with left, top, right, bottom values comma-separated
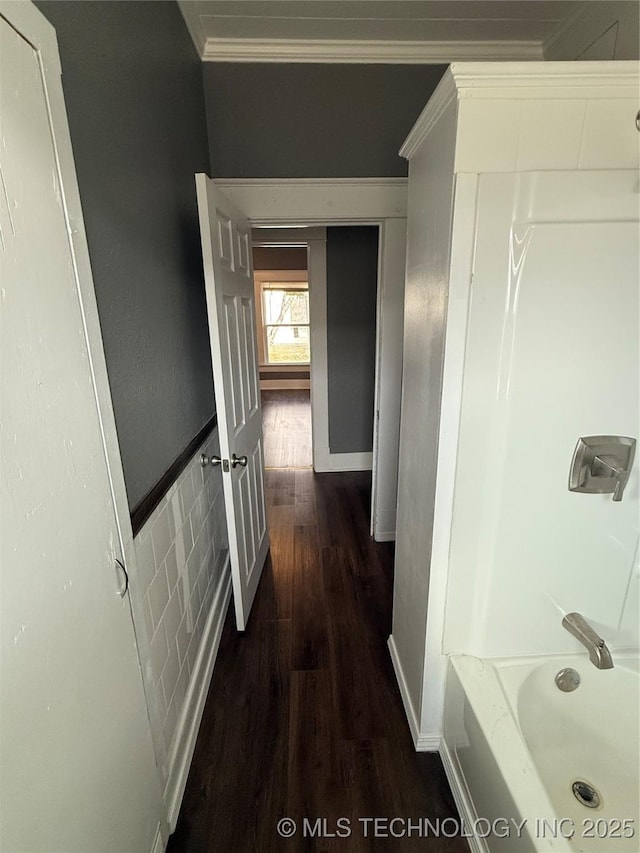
(440, 739, 486, 853)
(373, 531, 396, 542)
(315, 450, 373, 473)
(151, 824, 165, 853)
(372, 507, 396, 542)
(165, 563, 232, 830)
(387, 634, 422, 748)
(416, 733, 441, 751)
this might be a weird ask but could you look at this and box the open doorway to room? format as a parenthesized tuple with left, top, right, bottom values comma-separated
(252, 223, 381, 480)
(252, 242, 312, 469)
(220, 178, 408, 542)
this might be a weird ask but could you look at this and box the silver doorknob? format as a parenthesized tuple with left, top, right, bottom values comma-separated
(200, 453, 221, 467)
(231, 453, 248, 468)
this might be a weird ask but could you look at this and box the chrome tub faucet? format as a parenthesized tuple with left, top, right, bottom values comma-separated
(562, 612, 614, 670)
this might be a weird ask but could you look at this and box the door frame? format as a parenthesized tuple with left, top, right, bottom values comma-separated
(251, 227, 327, 470)
(218, 179, 408, 540)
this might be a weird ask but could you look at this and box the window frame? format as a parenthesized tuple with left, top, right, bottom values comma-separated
(253, 269, 310, 367)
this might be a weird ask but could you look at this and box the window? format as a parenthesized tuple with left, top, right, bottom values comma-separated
(261, 282, 310, 364)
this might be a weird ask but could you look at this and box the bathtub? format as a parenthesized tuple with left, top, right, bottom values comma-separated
(442, 654, 639, 853)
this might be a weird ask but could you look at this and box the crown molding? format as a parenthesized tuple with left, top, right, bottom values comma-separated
(541, 1, 590, 59)
(400, 69, 457, 159)
(448, 59, 640, 92)
(400, 59, 640, 159)
(201, 37, 543, 64)
(177, 0, 207, 58)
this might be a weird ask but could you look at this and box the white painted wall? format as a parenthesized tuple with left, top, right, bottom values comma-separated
(371, 218, 406, 540)
(389, 95, 457, 738)
(544, 1, 639, 61)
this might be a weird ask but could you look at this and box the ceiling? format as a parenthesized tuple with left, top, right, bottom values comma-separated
(178, 0, 584, 62)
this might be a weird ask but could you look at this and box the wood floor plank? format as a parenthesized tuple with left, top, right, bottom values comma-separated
(167, 470, 467, 853)
(323, 545, 390, 742)
(287, 669, 347, 852)
(263, 520, 295, 622)
(291, 523, 329, 671)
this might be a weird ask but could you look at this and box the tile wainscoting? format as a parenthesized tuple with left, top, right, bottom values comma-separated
(132, 427, 231, 826)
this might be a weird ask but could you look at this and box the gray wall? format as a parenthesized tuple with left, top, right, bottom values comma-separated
(253, 247, 307, 270)
(202, 64, 446, 177)
(36, 1, 214, 510)
(203, 64, 434, 457)
(327, 227, 379, 454)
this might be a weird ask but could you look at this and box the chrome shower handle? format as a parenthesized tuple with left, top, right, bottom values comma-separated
(568, 436, 636, 502)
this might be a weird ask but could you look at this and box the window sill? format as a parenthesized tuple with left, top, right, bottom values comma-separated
(259, 363, 310, 372)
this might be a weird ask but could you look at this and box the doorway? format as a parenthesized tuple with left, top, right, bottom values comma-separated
(220, 178, 407, 541)
(252, 224, 381, 480)
(252, 241, 313, 469)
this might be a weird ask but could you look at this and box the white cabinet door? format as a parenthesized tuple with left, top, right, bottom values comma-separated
(0, 8, 163, 852)
(196, 176, 269, 631)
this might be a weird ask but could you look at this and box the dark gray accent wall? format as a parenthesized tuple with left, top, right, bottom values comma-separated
(327, 227, 379, 454)
(202, 64, 446, 177)
(36, 1, 214, 510)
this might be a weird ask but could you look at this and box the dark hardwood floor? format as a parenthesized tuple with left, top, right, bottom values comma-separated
(262, 390, 312, 469)
(167, 470, 467, 853)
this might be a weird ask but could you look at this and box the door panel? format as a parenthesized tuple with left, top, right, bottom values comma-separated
(224, 295, 245, 432)
(218, 214, 233, 265)
(237, 227, 250, 274)
(0, 11, 163, 851)
(242, 297, 260, 416)
(251, 440, 267, 543)
(196, 176, 269, 631)
(238, 466, 254, 572)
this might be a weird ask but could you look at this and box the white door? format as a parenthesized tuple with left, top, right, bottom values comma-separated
(0, 7, 164, 853)
(195, 175, 269, 631)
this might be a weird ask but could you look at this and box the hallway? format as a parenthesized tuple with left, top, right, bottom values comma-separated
(167, 469, 465, 852)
